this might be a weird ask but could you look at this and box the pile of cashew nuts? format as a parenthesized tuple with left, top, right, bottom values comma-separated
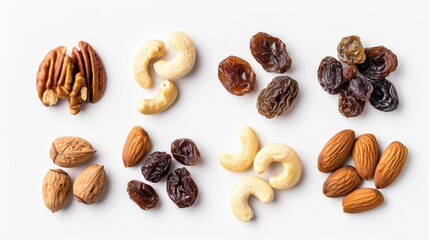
(219, 126, 303, 222)
(133, 31, 196, 114)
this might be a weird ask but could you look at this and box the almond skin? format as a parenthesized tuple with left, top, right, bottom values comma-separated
(374, 141, 408, 189)
(318, 129, 355, 173)
(42, 169, 71, 213)
(50, 136, 96, 168)
(342, 188, 384, 213)
(122, 126, 151, 167)
(352, 134, 379, 180)
(73, 164, 106, 204)
(323, 165, 362, 198)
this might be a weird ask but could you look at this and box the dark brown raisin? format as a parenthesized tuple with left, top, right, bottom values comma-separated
(338, 82, 366, 118)
(342, 65, 358, 82)
(249, 32, 292, 73)
(369, 78, 399, 112)
(171, 138, 201, 166)
(337, 35, 366, 64)
(257, 76, 299, 119)
(218, 56, 256, 96)
(357, 46, 398, 79)
(348, 76, 373, 101)
(141, 151, 171, 183)
(317, 57, 343, 94)
(166, 167, 198, 208)
(127, 180, 159, 210)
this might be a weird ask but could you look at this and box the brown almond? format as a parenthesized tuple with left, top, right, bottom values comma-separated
(73, 164, 106, 204)
(323, 165, 362, 197)
(352, 133, 379, 180)
(42, 169, 71, 213)
(342, 188, 384, 213)
(122, 126, 151, 167)
(50, 136, 96, 168)
(318, 129, 355, 173)
(374, 141, 408, 189)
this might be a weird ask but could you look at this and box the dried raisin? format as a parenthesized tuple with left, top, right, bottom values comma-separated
(338, 82, 366, 118)
(171, 138, 201, 166)
(166, 167, 198, 208)
(369, 79, 399, 112)
(218, 56, 256, 96)
(127, 180, 159, 210)
(348, 76, 373, 101)
(317, 57, 343, 94)
(141, 151, 171, 183)
(357, 46, 398, 79)
(342, 65, 358, 82)
(337, 35, 366, 64)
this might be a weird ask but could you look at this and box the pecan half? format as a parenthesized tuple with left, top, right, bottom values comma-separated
(68, 72, 88, 115)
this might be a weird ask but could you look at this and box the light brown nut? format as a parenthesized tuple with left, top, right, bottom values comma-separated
(73, 164, 106, 204)
(352, 134, 379, 180)
(42, 169, 71, 213)
(133, 40, 165, 88)
(68, 72, 88, 115)
(136, 80, 178, 114)
(323, 165, 362, 198)
(318, 129, 355, 173)
(342, 188, 384, 213)
(50, 136, 96, 168)
(55, 55, 74, 99)
(122, 126, 151, 167)
(374, 141, 408, 189)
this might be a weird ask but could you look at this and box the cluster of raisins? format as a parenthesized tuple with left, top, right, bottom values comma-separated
(218, 32, 299, 119)
(317, 35, 399, 117)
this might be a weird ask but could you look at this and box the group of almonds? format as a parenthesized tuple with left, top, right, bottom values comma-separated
(42, 137, 106, 212)
(318, 129, 408, 213)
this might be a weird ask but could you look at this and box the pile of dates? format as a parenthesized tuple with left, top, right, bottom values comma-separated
(317, 35, 399, 117)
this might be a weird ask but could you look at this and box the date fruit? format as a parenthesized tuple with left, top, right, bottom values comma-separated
(171, 138, 201, 166)
(141, 151, 171, 183)
(218, 56, 256, 96)
(317, 57, 343, 94)
(338, 82, 366, 118)
(357, 46, 398, 79)
(337, 35, 366, 65)
(127, 180, 159, 210)
(369, 78, 399, 112)
(166, 167, 198, 208)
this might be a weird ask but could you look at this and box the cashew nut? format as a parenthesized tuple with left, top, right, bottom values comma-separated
(154, 31, 196, 80)
(219, 126, 259, 172)
(253, 143, 302, 190)
(133, 40, 165, 88)
(230, 175, 274, 222)
(136, 80, 178, 115)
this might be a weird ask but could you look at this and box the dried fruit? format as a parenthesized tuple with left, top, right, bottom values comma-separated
(50, 136, 96, 168)
(357, 46, 398, 79)
(171, 138, 201, 166)
(374, 141, 408, 189)
(249, 32, 292, 73)
(369, 78, 399, 112)
(127, 180, 159, 210)
(42, 169, 71, 213)
(218, 55, 256, 96)
(337, 35, 366, 64)
(73, 164, 106, 204)
(323, 165, 362, 197)
(166, 167, 198, 208)
(338, 82, 366, 118)
(257, 76, 299, 119)
(342, 65, 357, 82)
(352, 134, 379, 180)
(318, 129, 355, 173)
(122, 126, 151, 167)
(348, 76, 373, 101)
(342, 188, 384, 213)
(317, 56, 343, 94)
(141, 152, 171, 183)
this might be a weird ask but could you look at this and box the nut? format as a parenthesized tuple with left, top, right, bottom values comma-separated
(133, 40, 165, 88)
(352, 133, 379, 180)
(342, 188, 384, 213)
(318, 129, 355, 173)
(68, 72, 88, 115)
(219, 126, 259, 172)
(122, 126, 151, 167)
(230, 175, 274, 222)
(154, 31, 196, 80)
(50, 136, 96, 168)
(374, 141, 408, 189)
(253, 143, 302, 190)
(73, 164, 106, 204)
(323, 165, 362, 197)
(42, 169, 71, 213)
(136, 80, 178, 114)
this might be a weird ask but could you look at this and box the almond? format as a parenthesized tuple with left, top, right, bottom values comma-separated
(374, 141, 408, 189)
(42, 169, 71, 213)
(323, 165, 362, 197)
(122, 126, 151, 167)
(352, 133, 379, 180)
(318, 129, 355, 173)
(342, 188, 384, 213)
(73, 164, 106, 204)
(50, 136, 96, 168)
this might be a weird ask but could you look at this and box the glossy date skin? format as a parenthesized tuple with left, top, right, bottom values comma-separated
(166, 167, 198, 208)
(171, 138, 201, 166)
(218, 56, 256, 96)
(127, 180, 159, 210)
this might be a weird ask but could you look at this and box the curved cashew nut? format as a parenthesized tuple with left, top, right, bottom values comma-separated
(133, 40, 165, 89)
(136, 80, 178, 115)
(219, 126, 259, 172)
(154, 31, 196, 80)
(230, 176, 274, 222)
(254, 143, 302, 190)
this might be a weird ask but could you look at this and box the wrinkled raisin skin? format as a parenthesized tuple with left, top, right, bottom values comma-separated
(218, 56, 256, 96)
(127, 180, 159, 210)
(250, 32, 292, 73)
(337, 35, 366, 64)
(357, 46, 398, 79)
(369, 79, 399, 112)
(171, 138, 201, 166)
(342, 65, 358, 82)
(166, 167, 198, 208)
(257, 76, 299, 119)
(141, 151, 171, 183)
(338, 82, 366, 118)
(348, 76, 373, 101)
(317, 57, 343, 94)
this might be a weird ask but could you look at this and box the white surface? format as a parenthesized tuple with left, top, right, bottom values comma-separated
(1, 0, 428, 239)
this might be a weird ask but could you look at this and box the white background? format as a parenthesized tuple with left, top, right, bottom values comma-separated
(1, 0, 428, 239)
